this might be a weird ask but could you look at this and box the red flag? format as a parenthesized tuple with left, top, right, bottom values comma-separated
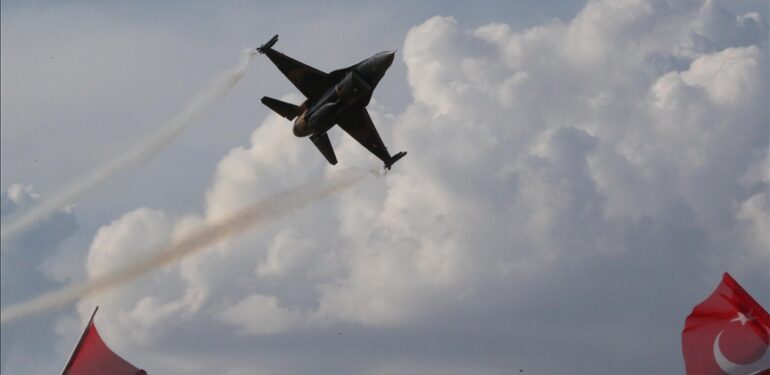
(62, 307, 146, 375)
(683, 273, 770, 375)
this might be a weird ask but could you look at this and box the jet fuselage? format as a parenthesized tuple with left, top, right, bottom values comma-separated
(292, 51, 395, 137)
(259, 35, 406, 169)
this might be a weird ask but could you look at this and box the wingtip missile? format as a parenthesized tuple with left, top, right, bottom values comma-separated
(257, 35, 279, 54)
(384, 151, 407, 170)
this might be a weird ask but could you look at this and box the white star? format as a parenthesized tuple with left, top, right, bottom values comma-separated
(731, 309, 756, 326)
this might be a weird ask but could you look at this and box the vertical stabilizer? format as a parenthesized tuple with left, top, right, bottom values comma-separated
(310, 133, 338, 165)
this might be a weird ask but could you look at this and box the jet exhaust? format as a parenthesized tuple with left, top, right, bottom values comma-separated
(0, 48, 258, 244)
(0, 166, 377, 324)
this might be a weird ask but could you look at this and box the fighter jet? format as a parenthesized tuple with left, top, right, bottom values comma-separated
(257, 35, 406, 169)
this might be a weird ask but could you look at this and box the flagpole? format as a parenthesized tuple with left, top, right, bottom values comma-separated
(60, 306, 99, 375)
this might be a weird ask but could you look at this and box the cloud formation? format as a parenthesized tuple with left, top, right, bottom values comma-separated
(1, 185, 78, 374)
(0, 49, 256, 242)
(4, 0, 766, 373)
(1, 166, 372, 323)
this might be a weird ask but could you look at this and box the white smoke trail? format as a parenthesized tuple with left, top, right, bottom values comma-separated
(0, 167, 376, 323)
(0, 48, 258, 243)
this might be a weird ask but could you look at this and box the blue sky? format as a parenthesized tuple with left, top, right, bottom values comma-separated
(2, 0, 768, 374)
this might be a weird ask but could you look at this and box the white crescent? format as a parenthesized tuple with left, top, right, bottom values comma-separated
(713, 330, 770, 375)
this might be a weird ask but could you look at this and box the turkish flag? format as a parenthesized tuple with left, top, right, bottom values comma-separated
(683, 273, 770, 375)
(62, 309, 146, 375)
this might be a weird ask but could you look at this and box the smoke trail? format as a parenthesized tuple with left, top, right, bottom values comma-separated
(0, 167, 375, 323)
(0, 48, 257, 243)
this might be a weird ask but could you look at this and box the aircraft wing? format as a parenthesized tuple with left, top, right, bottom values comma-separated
(337, 108, 392, 163)
(263, 49, 331, 100)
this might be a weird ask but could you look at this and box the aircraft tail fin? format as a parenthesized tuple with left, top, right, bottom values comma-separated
(310, 133, 337, 165)
(261, 96, 301, 120)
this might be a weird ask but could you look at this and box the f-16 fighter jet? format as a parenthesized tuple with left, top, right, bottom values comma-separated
(257, 35, 406, 169)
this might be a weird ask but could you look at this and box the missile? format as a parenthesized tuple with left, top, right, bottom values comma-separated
(257, 35, 279, 54)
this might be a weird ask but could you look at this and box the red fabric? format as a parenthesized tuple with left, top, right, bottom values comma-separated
(682, 273, 770, 375)
(64, 322, 145, 375)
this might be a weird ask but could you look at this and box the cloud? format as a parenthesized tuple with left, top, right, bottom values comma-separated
(0, 48, 256, 242)
(1, 185, 78, 374)
(2, 166, 371, 325)
(3, 0, 766, 373)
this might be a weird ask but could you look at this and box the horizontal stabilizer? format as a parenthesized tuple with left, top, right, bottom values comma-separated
(311, 133, 337, 165)
(261, 96, 301, 120)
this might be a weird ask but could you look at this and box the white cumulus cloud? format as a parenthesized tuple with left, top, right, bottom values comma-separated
(58, 0, 770, 373)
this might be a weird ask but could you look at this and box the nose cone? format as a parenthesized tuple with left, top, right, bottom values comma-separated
(371, 51, 395, 72)
(384, 51, 395, 66)
(359, 51, 397, 85)
(381, 51, 395, 69)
